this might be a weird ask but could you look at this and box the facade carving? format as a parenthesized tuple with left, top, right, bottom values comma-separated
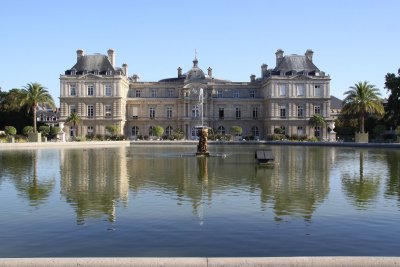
(60, 49, 332, 140)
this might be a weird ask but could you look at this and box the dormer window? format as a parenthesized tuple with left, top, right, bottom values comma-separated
(106, 69, 112, 75)
(94, 70, 99, 75)
(71, 69, 76, 75)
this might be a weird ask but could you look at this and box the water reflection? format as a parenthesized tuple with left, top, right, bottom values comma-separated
(124, 146, 332, 222)
(0, 150, 55, 206)
(385, 151, 400, 202)
(340, 150, 381, 209)
(59, 147, 128, 224)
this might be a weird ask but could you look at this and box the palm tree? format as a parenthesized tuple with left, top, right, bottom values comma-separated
(342, 81, 384, 133)
(309, 114, 326, 138)
(66, 112, 82, 138)
(20, 82, 55, 132)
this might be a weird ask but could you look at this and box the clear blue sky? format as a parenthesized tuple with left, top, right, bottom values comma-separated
(1, 0, 399, 106)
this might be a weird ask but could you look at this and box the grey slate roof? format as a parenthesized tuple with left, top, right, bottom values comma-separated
(330, 95, 343, 109)
(274, 55, 320, 73)
(65, 54, 116, 75)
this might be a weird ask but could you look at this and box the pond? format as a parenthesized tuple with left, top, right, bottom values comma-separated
(0, 144, 399, 257)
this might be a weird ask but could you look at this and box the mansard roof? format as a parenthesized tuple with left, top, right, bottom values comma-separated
(65, 54, 116, 75)
(330, 95, 343, 109)
(274, 54, 320, 73)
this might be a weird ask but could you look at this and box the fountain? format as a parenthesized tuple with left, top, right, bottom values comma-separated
(195, 88, 210, 156)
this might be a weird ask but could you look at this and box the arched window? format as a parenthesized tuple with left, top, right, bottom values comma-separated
(149, 126, 154, 136)
(166, 126, 173, 136)
(217, 126, 225, 135)
(251, 126, 259, 137)
(132, 126, 139, 136)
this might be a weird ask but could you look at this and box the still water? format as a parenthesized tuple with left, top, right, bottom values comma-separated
(0, 144, 399, 257)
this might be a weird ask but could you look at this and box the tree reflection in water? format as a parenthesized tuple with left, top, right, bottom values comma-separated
(0, 150, 54, 206)
(341, 150, 380, 209)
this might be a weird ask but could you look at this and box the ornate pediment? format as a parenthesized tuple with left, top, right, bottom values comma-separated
(77, 73, 103, 80)
(289, 75, 313, 80)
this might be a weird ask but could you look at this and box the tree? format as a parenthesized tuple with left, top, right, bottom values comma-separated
(65, 112, 81, 138)
(230, 125, 243, 136)
(5, 126, 17, 137)
(384, 69, 400, 127)
(20, 83, 55, 132)
(23, 126, 34, 136)
(38, 125, 50, 137)
(342, 81, 384, 133)
(105, 125, 120, 136)
(153, 125, 164, 139)
(309, 114, 326, 128)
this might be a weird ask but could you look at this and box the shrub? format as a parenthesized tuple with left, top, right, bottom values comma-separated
(173, 128, 184, 140)
(95, 134, 105, 141)
(306, 136, 318, 142)
(230, 126, 243, 136)
(38, 126, 50, 137)
(5, 126, 17, 137)
(49, 126, 60, 140)
(23, 126, 34, 136)
(105, 125, 120, 136)
(153, 125, 164, 139)
(74, 136, 86, 142)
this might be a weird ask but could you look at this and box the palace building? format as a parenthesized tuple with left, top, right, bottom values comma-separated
(59, 49, 332, 140)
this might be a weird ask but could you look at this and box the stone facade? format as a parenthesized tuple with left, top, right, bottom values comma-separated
(60, 49, 332, 140)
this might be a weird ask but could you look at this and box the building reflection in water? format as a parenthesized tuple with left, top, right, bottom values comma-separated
(126, 146, 332, 223)
(59, 146, 128, 224)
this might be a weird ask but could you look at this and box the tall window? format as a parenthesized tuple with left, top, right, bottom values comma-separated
(151, 89, 157, 98)
(280, 106, 286, 118)
(192, 105, 199, 118)
(166, 126, 173, 136)
(87, 105, 94, 117)
(87, 126, 94, 135)
(235, 107, 241, 119)
(297, 105, 304, 117)
(167, 107, 172, 118)
(280, 84, 287, 96)
(87, 85, 94, 96)
(314, 85, 323, 97)
(168, 89, 174, 97)
(105, 85, 112, 96)
(314, 106, 321, 114)
(234, 90, 239, 98)
(70, 84, 76, 96)
(297, 126, 304, 136)
(149, 126, 154, 136)
(132, 126, 139, 137)
(217, 90, 223, 98)
(251, 126, 259, 137)
(149, 107, 155, 119)
(135, 90, 141, 97)
(315, 126, 321, 138)
(297, 84, 305, 96)
(252, 107, 258, 119)
(250, 90, 255, 98)
(217, 126, 225, 135)
(219, 108, 224, 119)
(105, 105, 112, 117)
(70, 105, 76, 115)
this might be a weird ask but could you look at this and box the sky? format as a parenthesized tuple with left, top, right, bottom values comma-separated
(0, 0, 399, 106)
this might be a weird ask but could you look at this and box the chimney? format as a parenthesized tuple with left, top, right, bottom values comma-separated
(250, 74, 256, 82)
(76, 49, 84, 60)
(207, 67, 213, 78)
(261, 64, 268, 78)
(122, 63, 128, 76)
(107, 49, 115, 67)
(305, 49, 314, 62)
(275, 49, 284, 66)
(178, 67, 182, 78)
